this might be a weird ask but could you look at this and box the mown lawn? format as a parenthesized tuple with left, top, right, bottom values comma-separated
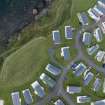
(0, 37, 50, 104)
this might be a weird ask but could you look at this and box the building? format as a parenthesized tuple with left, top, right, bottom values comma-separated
(103, 55, 105, 63)
(45, 64, 61, 76)
(93, 78, 101, 92)
(100, 20, 105, 34)
(83, 67, 92, 77)
(95, 50, 105, 62)
(91, 99, 105, 105)
(74, 62, 87, 77)
(0, 100, 4, 105)
(11, 92, 21, 105)
(94, 28, 103, 42)
(65, 26, 73, 39)
(52, 30, 61, 44)
(103, 78, 105, 93)
(77, 12, 89, 25)
(77, 96, 91, 103)
(83, 72, 94, 86)
(87, 44, 99, 55)
(22, 89, 33, 104)
(31, 81, 45, 98)
(98, 0, 105, 8)
(66, 86, 82, 94)
(61, 47, 70, 60)
(93, 5, 105, 16)
(54, 99, 65, 105)
(71, 63, 78, 70)
(82, 32, 92, 45)
(88, 8, 100, 21)
(40, 73, 56, 88)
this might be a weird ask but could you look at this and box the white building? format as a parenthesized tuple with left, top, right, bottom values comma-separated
(87, 44, 99, 55)
(45, 64, 61, 76)
(93, 78, 102, 92)
(66, 86, 82, 94)
(61, 47, 70, 60)
(77, 96, 91, 103)
(98, 0, 105, 8)
(52, 30, 61, 44)
(65, 26, 73, 39)
(31, 81, 45, 98)
(100, 21, 105, 34)
(103, 78, 105, 93)
(40, 73, 56, 88)
(22, 89, 33, 105)
(0, 100, 4, 105)
(83, 72, 94, 86)
(91, 99, 105, 105)
(77, 12, 89, 25)
(74, 62, 87, 77)
(93, 5, 104, 16)
(94, 28, 103, 42)
(54, 99, 65, 105)
(11, 92, 21, 105)
(88, 8, 100, 21)
(82, 32, 92, 45)
(95, 50, 105, 62)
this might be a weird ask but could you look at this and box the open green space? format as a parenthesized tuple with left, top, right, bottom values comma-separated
(0, 37, 50, 88)
(0, 37, 50, 104)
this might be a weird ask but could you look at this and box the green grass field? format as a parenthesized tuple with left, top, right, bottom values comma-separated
(0, 37, 50, 88)
(0, 0, 99, 104)
(0, 37, 50, 104)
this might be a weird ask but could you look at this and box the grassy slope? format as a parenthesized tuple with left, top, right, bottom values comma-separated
(0, 37, 50, 104)
(0, 37, 49, 88)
